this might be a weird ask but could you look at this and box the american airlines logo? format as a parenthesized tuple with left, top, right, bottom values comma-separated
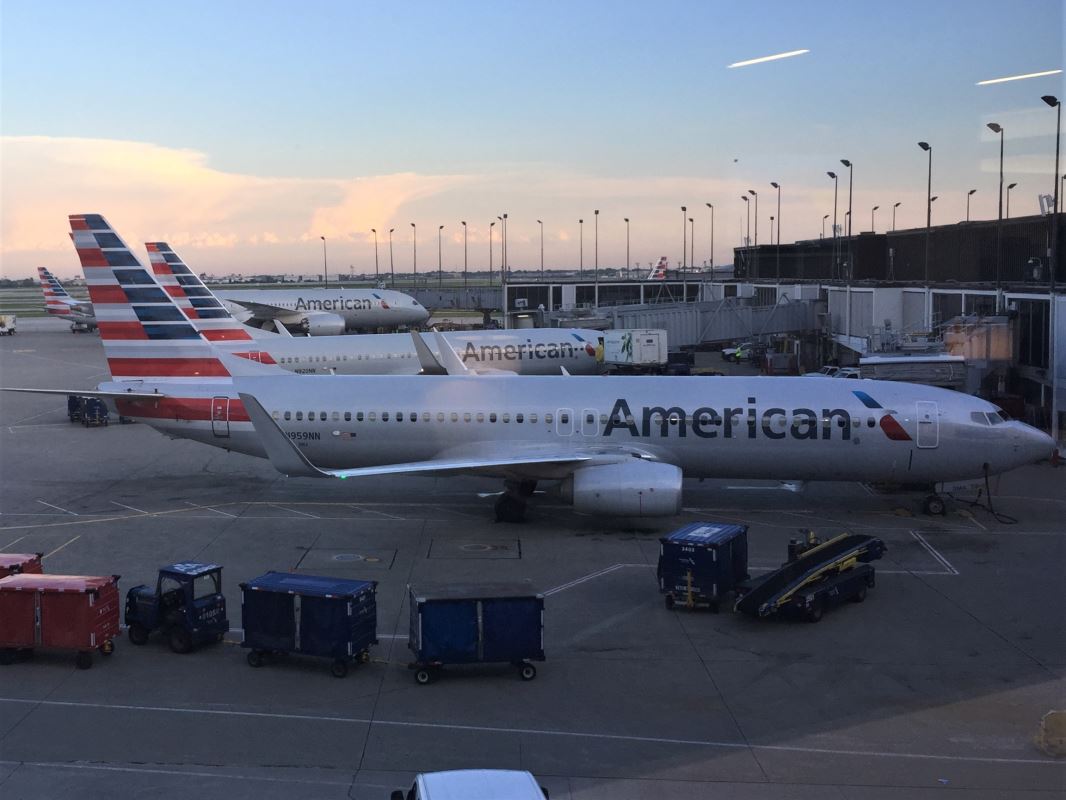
(462, 341, 594, 362)
(294, 297, 376, 312)
(602, 391, 911, 442)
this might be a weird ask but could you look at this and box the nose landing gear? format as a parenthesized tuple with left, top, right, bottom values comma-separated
(922, 494, 946, 516)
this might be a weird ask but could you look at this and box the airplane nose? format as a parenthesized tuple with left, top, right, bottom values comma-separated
(1016, 425, 1056, 466)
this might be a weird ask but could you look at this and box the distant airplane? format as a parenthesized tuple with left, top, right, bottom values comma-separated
(6, 214, 1055, 524)
(37, 267, 96, 331)
(144, 242, 602, 376)
(647, 257, 668, 280)
(216, 283, 429, 335)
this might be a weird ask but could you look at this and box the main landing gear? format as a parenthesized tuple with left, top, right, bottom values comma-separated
(923, 493, 946, 516)
(494, 480, 537, 523)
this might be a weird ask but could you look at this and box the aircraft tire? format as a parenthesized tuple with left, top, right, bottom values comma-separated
(923, 495, 946, 516)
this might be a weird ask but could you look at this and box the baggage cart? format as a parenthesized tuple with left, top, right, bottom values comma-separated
(658, 522, 749, 612)
(125, 562, 228, 653)
(407, 583, 544, 685)
(240, 572, 377, 678)
(0, 553, 44, 578)
(0, 574, 121, 669)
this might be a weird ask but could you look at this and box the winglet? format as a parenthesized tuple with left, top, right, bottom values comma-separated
(273, 319, 292, 337)
(432, 331, 471, 375)
(560, 366, 571, 376)
(238, 392, 326, 478)
(411, 332, 448, 375)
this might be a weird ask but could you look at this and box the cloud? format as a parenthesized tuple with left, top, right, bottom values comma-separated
(0, 136, 469, 275)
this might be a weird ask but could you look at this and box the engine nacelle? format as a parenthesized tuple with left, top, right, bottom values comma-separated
(300, 312, 346, 336)
(560, 460, 682, 517)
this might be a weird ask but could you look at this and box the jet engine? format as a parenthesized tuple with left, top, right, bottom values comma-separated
(560, 460, 682, 517)
(299, 312, 346, 336)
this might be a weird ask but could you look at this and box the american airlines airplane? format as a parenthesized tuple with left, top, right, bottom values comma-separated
(37, 267, 97, 331)
(144, 242, 602, 376)
(216, 286, 429, 334)
(8, 214, 1056, 523)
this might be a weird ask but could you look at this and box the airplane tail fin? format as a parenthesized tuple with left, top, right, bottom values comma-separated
(70, 214, 236, 383)
(38, 267, 76, 316)
(647, 257, 668, 280)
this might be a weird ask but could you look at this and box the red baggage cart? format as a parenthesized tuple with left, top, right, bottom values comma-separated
(0, 574, 121, 669)
(0, 553, 44, 578)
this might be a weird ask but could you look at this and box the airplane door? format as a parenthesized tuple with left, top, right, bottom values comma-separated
(581, 408, 598, 437)
(556, 408, 574, 436)
(915, 401, 938, 448)
(211, 396, 230, 438)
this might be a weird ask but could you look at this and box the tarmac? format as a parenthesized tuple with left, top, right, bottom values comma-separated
(0, 318, 1063, 799)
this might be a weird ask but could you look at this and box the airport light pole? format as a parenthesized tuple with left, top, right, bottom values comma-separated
(741, 197, 750, 271)
(987, 123, 1005, 305)
(578, 219, 584, 277)
(687, 217, 694, 298)
(966, 189, 977, 222)
(594, 209, 599, 289)
(489, 221, 495, 285)
(623, 218, 630, 280)
(320, 236, 328, 286)
(537, 220, 544, 279)
(1042, 94, 1061, 444)
(841, 160, 853, 279)
(502, 213, 508, 280)
(747, 190, 758, 278)
(680, 206, 687, 269)
(821, 214, 828, 239)
(827, 172, 838, 279)
(769, 216, 774, 248)
(371, 229, 379, 283)
(388, 228, 395, 286)
(1006, 183, 1017, 218)
(461, 221, 467, 288)
(892, 202, 901, 232)
(769, 183, 780, 280)
(437, 224, 444, 288)
(410, 223, 417, 288)
(918, 142, 932, 286)
(705, 203, 714, 270)
(871, 205, 879, 232)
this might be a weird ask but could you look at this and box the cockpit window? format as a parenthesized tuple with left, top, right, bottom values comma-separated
(988, 411, 1006, 425)
(970, 412, 989, 425)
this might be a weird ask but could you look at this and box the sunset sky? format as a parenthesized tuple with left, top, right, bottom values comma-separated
(1, 0, 1062, 279)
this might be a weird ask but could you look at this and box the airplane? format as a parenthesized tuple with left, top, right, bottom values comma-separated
(216, 284, 429, 335)
(144, 241, 603, 376)
(6, 214, 1056, 524)
(37, 267, 97, 331)
(647, 257, 668, 280)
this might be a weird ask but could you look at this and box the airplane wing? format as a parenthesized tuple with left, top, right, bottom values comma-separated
(240, 392, 612, 480)
(2, 387, 167, 400)
(222, 298, 293, 319)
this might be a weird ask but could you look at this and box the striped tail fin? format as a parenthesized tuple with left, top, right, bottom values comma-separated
(38, 267, 76, 316)
(70, 214, 232, 382)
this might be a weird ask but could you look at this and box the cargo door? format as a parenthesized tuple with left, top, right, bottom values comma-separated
(211, 396, 230, 438)
(481, 597, 543, 662)
(915, 401, 939, 448)
(417, 600, 478, 662)
(299, 595, 348, 659)
(241, 590, 296, 652)
(637, 334, 659, 364)
(555, 408, 574, 436)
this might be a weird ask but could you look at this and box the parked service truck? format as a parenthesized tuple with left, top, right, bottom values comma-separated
(0, 314, 15, 335)
(602, 329, 668, 373)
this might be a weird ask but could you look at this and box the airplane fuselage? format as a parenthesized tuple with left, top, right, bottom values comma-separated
(112, 375, 1052, 485)
(217, 288, 428, 330)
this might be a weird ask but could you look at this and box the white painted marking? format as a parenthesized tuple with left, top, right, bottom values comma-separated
(544, 563, 652, 596)
(43, 535, 80, 559)
(111, 501, 148, 514)
(910, 530, 960, 576)
(348, 504, 404, 520)
(35, 500, 77, 515)
(0, 536, 27, 550)
(0, 760, 353, 787)
(271, 504, 319, 519)
(183, 501, 238, 518)
(7, 405, 65, 426)
(0, 697, 1055, 766)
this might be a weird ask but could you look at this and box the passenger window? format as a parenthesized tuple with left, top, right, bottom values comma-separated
(530, 413, 537, 424)
(477, 413, 485, 423)
(344, 412, 351, 422)
(451, 412, 458, 422)
(271, 410, 279, 420)
(319, 412, 326, 421)
(600, 414, 607, 424)
(284, 411, 291, 421)
(436, 412, 444, 422)
(560, 413, 569, 424)
(516, 413, 523, 423)
(382, 412, 390, 422)
(369, 412, 377, 421)
(502, 413, 509, 423)
(464, 413, 472, 423)
(422, 412, 430, 422)
(296, 411, 303, 421)
(357, 412, 364, 422)
(586, 413, 595, 425)
(545, 413, 553, 424)
(489, 413, 497, 423)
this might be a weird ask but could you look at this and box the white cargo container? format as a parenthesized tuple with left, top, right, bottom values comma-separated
(602, 329, 668, 372)
(0, 314, 16, 335)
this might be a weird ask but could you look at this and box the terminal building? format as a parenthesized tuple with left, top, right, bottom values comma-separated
(490, 212, 1063, 439)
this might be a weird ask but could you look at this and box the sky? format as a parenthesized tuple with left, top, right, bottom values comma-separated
(1, 0, 1063, 279)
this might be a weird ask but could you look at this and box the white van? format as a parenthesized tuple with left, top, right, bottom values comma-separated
(391, 769, 549, 799)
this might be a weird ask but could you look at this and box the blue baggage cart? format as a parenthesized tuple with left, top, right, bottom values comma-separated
(241, 572, 377, 678)
(407, 583, 544, 685)
(658, 522, 749, 612)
